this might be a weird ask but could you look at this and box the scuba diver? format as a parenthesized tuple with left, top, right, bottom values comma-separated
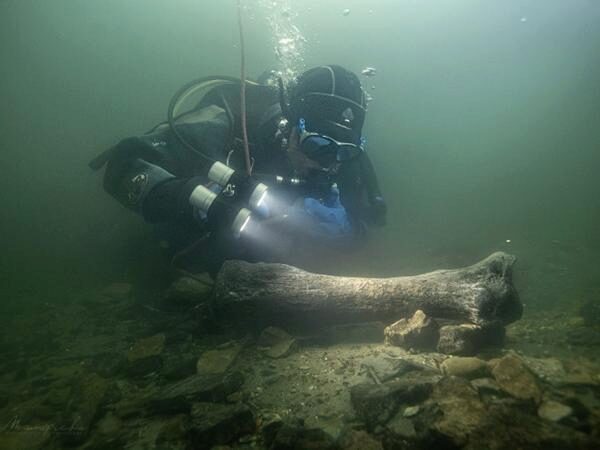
(89, 65, 387, 276)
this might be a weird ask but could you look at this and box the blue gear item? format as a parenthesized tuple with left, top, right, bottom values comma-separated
(291, 185, 352, 237)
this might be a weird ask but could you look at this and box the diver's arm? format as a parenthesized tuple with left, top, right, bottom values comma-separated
(359, 152, 383, 203)
(102, 137, 206, 224)
(336, 153, 387, 228)
(359, 152, 387, 226)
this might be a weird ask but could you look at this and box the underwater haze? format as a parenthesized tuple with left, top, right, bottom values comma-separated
(2, 0, 599, 310)
(2, 1, 600, 449)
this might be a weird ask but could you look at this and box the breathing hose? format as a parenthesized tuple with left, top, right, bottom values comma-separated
(237, 0, 252, 176)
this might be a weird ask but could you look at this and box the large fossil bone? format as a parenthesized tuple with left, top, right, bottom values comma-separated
(212, 252, 521, 329)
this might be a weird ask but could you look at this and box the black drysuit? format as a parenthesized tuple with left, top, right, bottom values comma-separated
(93, 101, 384, 273)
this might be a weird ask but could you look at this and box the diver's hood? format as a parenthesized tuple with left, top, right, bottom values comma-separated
(289, 65, 367, 144)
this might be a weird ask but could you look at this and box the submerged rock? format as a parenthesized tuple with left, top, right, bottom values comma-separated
(489, 353, 542, 403)
(350, 374, 438, 428)
(465, 403, 597, 450)
(360, 355, 422, 383)
(437, 322, 505, 355)
(59, 373, 110, 446)
(386, 414, 416, 439)
(196, 342, 243, 376)
(149, 371, 244, 414)
(470, 377, 504, 396)
(126, 333, 166, 376)
(430, 376, 487, 446)
(384, 310, 439, 351)
(441, 356, 488, 379)
(259, 412, 284, 447)
(561, 358, 600, 386)
(537, 400, 573, 422)
(258, 326, 297, 359)
(521, 356, 567, 385)
(163, 276, 213, 311)
(128, 333, 166, 361)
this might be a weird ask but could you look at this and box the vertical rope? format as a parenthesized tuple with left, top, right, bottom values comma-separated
(237, 0, 252, 176)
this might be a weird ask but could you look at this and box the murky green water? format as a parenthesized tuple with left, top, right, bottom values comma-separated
(1, 1, 599, 448)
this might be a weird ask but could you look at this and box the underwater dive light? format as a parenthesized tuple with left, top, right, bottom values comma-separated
(188, 183, 253, 237)
(188, 162, 270, 237)
(207, 162, 269, 213)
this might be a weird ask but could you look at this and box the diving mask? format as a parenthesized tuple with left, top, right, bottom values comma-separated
(298, 118, 364, 163)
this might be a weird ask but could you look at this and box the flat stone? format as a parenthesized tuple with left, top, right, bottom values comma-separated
(163, 276, 213, 309)
(560, 359, 600, 387)
(489, 353, 542, 403)
(127, 333, 166, 362)
(394, 353, 445, 373)
(350, 373, 438, 428)
(441, 357, 488, 379)
(470, 377, 504, 396)
(537, 400, 573, 422)
(521, 357, 567, 385)
(125, 333, 166, 376)
(384, 310, 439, 350)
(360, 356, 421, 383)
(196, 343, 242, 376)
(258, 326, 297, 359)
(149, 371, 244, 414)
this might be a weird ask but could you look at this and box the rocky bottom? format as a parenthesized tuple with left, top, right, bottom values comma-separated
(0, 280, 599, 450)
